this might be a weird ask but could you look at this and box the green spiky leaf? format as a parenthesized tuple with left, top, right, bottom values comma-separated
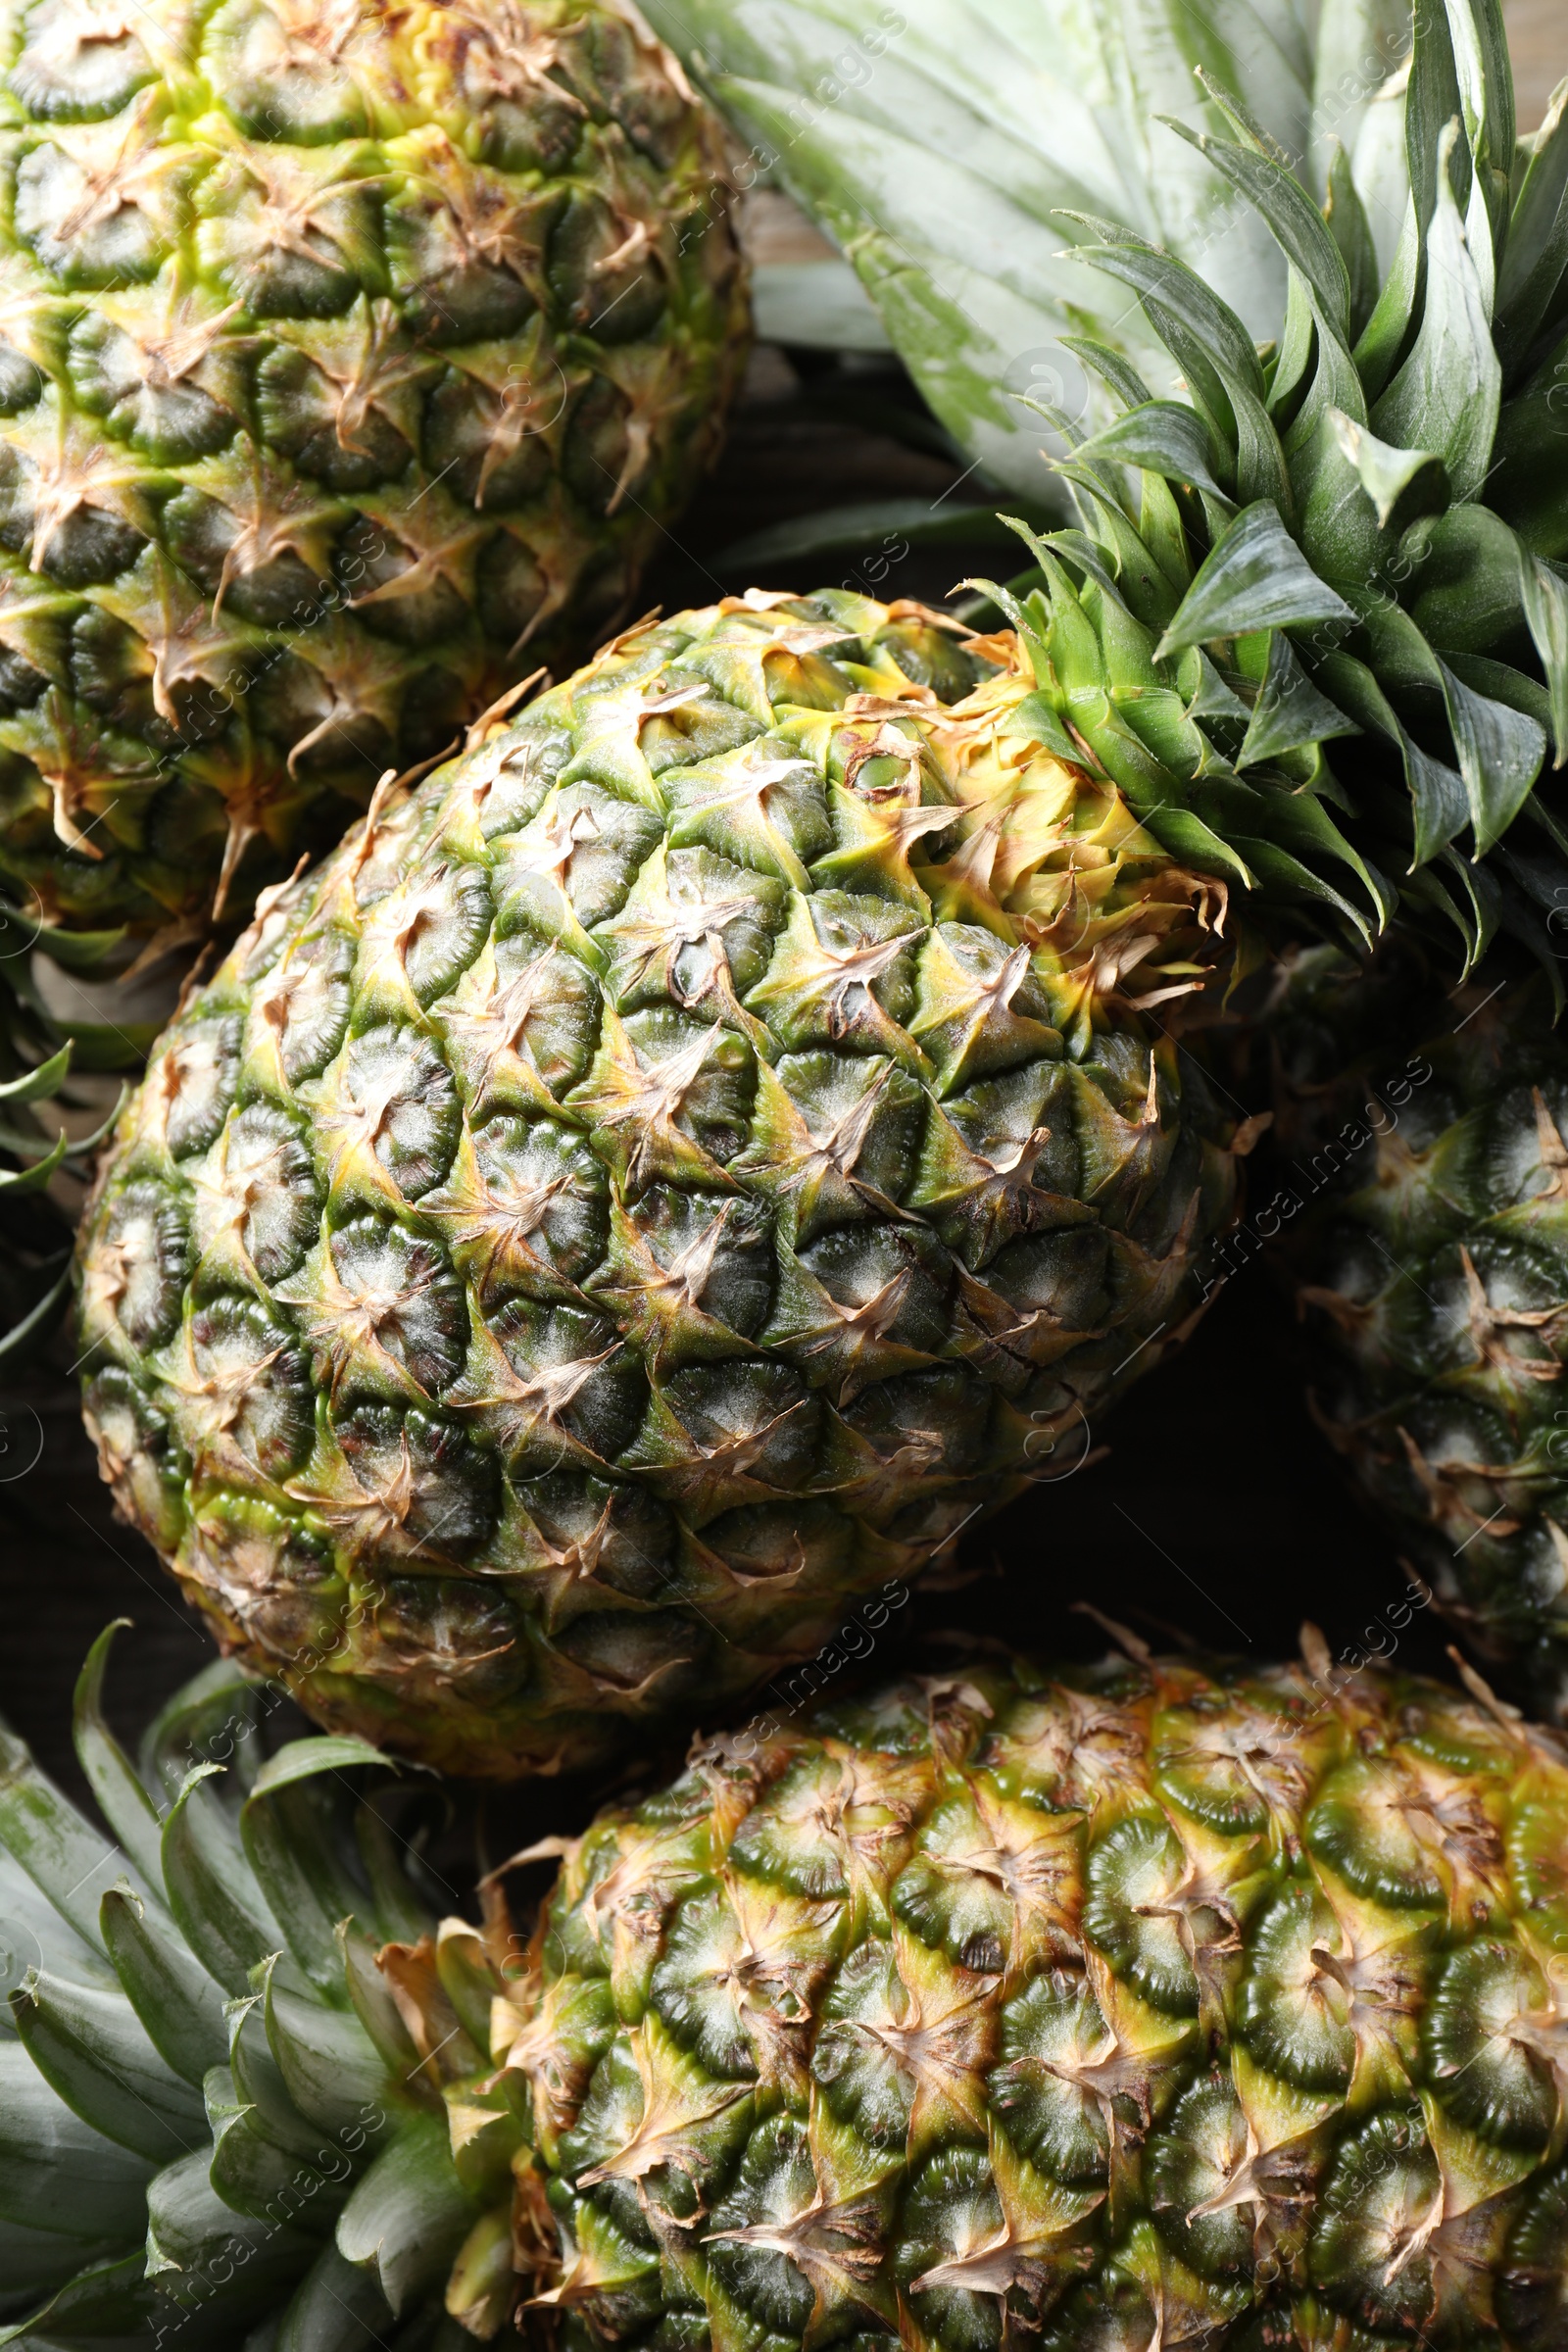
(1155, 504, 1355, 658)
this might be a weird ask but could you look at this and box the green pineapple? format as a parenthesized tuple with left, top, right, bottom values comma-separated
(11, 1625, 1568, 2349)
(0, 0, 746, 948)
(1259, 950, 1568, 1723)
(74, 589, 1268, 1777)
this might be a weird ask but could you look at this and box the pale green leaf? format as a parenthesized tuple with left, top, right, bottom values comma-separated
(145, 2146, 314, 2309)
(11, 1971, 205, 2162)
(334, 2117, 479, 2317)
(1352, 198, 1420, 401)
(0, 2042, 152, 2237)
(1494, 75, 1568, 376)
(1324, 140, 1381, 340)
(73, 1622, 167, 1891)
(1520, 553, 1568, 764)
(1164, 121, 1351, 334)
(1371, 123, 1501, 501)
(0, 1128, 67, 1194)
(0, 1046, 70, 1106)
(1060, 219, 1266, 400)
(263, 1966, 390, 2140)
(274, 2242, 395, 2352)
(161, 1766, 280, 1998)
(0, 1726, 153, 1952)
(99, 1886, 228, 2088)
(0, 2252, 153, 2350)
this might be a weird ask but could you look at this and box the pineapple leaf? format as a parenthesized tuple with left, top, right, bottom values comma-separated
(1371, 124, 1502, 500)
(645, 0, 1321, 498)
(72, 1622, 168, 1892)
(1154, 504, 1354, 657)
(0, 1130, 67, 1193)
(260, 1954, 390, 2138)
(25, 924, 126, 975)
(0, 2253, 154, 2350)
(1351, 199, 1422, 403)
(1238, 633, 1363, 765)
(146, 2146, 315, 2301)
(1437, 658, 1547, 854)
(1162, 122, 1352, 335)
(1494, 77, 1568, 377)
(161, 1765, 282, 1998)
(99, 1886, 229, 2088)
(1075, 404, 1231, 501)
(271, 2242, 396, 2347)
(1328, 409, 1447, 527)
(1059, 337, 1155, 415)
(0, 1845, 117, 1998)
(1141, 805, 1255, 886)
(1227, 834, 1375, 936)
(334, 2116, 481, 2317)
(0, 2042, 154, 2236)
(1324, 143, 1382, 341)
(1057, 218, 1267, 401)
(0, 1726, 154, 1952)
(0, 1043, 70, 1104)
(10, 1971, 205, 2163)
(1521, 555, 1568, 764)
(206, 2056, 353, 2230)
(250, 1737, 400, 1793)
(139, 1660, 267, 1805)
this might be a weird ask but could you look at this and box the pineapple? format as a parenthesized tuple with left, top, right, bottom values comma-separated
(0, 0, 746, 947)
(11, 1623, 1568, 2351)
(74, 588, 1273, 1778)
(1263, 949, 1568, 1725)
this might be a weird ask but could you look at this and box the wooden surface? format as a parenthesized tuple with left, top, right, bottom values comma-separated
(1507, 0, 1560, 129)
(1, 16, 1550, 1834)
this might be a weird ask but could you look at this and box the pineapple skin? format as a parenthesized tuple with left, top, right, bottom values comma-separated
(442, 1645, 1568, 2349)
(1270, 950, 1568, 1723)
(75, 591, 1253, 1777)
(0, 0, 746, 940)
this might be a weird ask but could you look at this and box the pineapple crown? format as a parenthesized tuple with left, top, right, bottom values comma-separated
(654, 0, 1568, 979)
(963, 0, 1568, 980)
(0, 1621, 504, 2348)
